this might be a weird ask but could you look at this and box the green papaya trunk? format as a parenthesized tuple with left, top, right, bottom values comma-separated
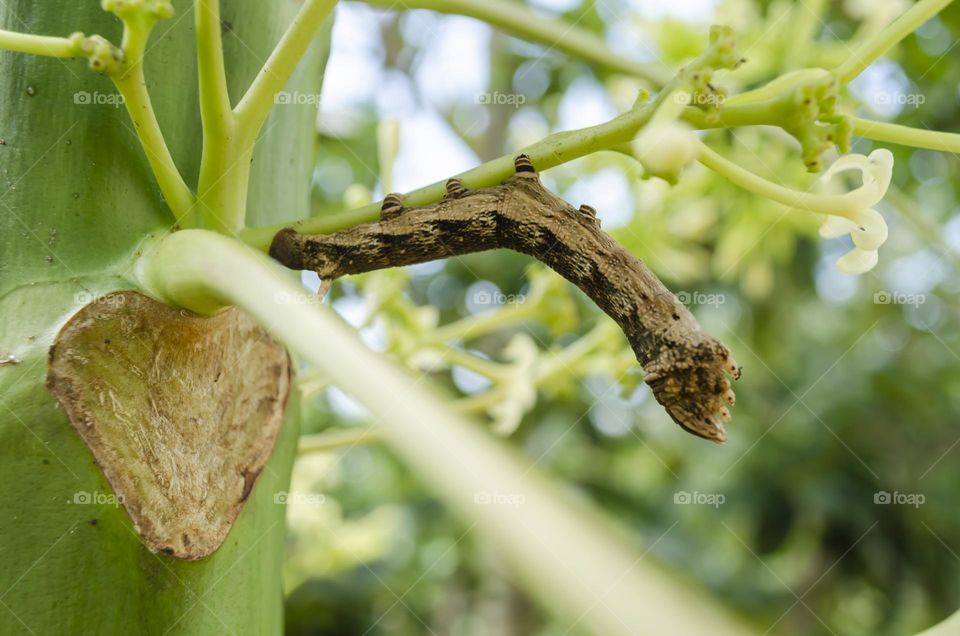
(0, 1, 328, 633)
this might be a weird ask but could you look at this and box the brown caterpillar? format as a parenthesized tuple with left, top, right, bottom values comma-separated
(270, 155, 740, 443)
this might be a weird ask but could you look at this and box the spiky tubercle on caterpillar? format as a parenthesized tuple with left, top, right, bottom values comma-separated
(269, 155, 741, 443)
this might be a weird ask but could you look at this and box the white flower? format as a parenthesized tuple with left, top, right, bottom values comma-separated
(817, 149, 893, 274)
(633, 121, 699, 183)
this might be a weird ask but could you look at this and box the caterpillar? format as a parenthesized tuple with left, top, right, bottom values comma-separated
(270, 155, 740, 443)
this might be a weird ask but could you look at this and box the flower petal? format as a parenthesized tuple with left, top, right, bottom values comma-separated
(850, 208, 888, 251)
(821, 153, 872, 183)
(633, 121, 698, 180)
(867, 148, 894, 190)
(819, 214, 859, 238)
(836, 248, 879, 275)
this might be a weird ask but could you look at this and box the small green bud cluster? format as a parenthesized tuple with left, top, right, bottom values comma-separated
(779, 74, 852, 172)
(68, 32, 124, 74)
(680, 25, 746, 124)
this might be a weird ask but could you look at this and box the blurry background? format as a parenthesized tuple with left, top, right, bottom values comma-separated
(274, 0, 960, 634)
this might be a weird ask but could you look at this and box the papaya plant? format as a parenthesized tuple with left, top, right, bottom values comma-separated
(2, 0, 960, 634)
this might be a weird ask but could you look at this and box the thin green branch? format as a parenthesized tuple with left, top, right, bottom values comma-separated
(194, 0, 243, 233)
(108, 6, 195, 223)
(234, 0, 337, 142)
(112, 69, 195, 222)
(298, 428, 382, 454)
(784, 0, 826, 70)
(835, 0, 957, 83)
(355, 0, 671, 86)
(0, 29, 77, 57)
(195, 0, 232, 130)
(696, 141, 869, 217)
(240, 104, 658, 249)
(852, 117, 960, 154)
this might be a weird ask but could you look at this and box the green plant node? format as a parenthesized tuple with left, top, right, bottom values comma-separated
(69, 32, 124, 74)
(778, 73, 853, 172)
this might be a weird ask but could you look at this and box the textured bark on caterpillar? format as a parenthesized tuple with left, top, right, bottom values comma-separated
(270, 156, 740, 443)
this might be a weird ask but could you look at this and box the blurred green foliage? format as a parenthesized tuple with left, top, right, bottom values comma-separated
(284, 1, 960, 634)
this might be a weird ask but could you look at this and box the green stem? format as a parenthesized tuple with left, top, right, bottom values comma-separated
(430, 300, 541, 344)
(234, 0, 337, 143)
(535, 321, 620, 384)
(835, 0, 956, 82)
(298, 428, 381, 454)
(696, 141, 872, 218)
(451, 387, 506, 414)
(0, 29, 76, 57)
(852, 116, 960, 153)
(355, 0, 671, 85)
(784, 0, 826, 70)
(439, 345, 506, 379)
(195, 0, 232, 128)
(240, 104, 657, 249)
(191, 0, 335, 233)
(111, 57, 195, 223)
(135, 229, 756, 636)
(193, 0, 241, 231)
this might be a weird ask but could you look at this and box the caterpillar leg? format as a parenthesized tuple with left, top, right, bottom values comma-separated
(578, 204, 601, 228)
(380, 193, 404, 221)
(514, 154, 536, 174)
(444, 178, 468, 199)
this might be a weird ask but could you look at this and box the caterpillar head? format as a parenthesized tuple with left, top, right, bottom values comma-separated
(644, 338, 740, 443)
